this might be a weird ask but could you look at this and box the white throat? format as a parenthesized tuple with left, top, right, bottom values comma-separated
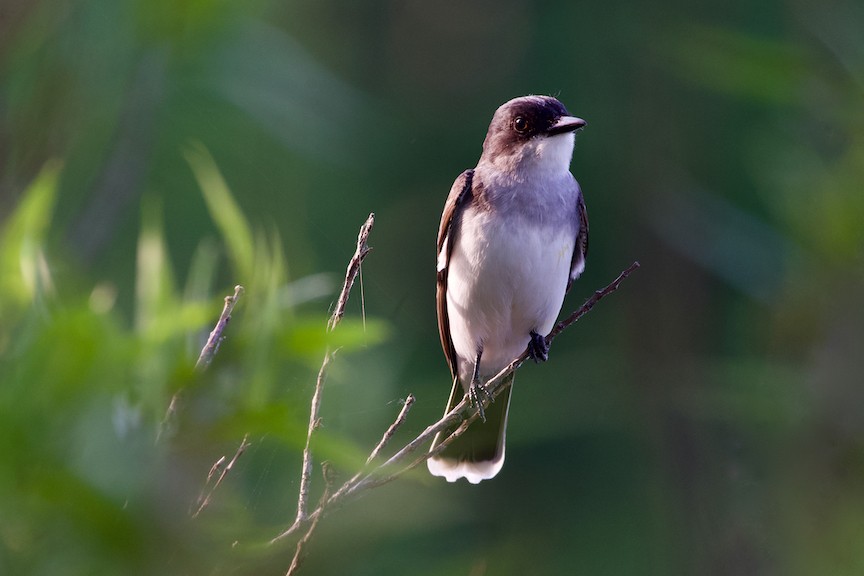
(528, 132, 575, 174)
(486, 132, 575, 178)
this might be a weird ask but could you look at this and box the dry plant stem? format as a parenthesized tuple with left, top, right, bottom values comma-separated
(193, 434, 251, 518)
(478, 260, 642, 400)
(294, 351, 334, 527)
(271, 261, 640, 544)
(289, 213, 377, 534)
(158, 285, 245, 442)
(338, 395, 417, 504)
(549, 260, 640, 340)
(351, 413, 478, 494)
(365, 395, 416, 466)
(271, 397, 431, 544)
(285, 497, 324, 576)
(328, 212, 375, 331)
(197, 285, 245, 370)
(286, 465, 334, 576)
(274, 384, 494, 538)
(156, 394, 181, 443)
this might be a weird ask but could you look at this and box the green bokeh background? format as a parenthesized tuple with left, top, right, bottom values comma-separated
(2, 0, 863, 574)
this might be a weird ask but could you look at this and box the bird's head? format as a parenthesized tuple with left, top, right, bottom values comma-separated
(479, 95, 586, 176)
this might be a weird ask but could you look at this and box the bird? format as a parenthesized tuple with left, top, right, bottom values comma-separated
(427, 95, 589, 483)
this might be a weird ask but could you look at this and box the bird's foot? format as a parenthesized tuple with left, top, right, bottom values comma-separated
(468, 378, 490, 423)
(528, 330, 549, 363)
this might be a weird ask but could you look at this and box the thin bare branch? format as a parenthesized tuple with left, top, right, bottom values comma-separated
(349, 410, 479, 494)
(278, 214, 378, 542)
(340, 396, 417, 505)
(480, 260, 642, 400)
(192, 434, 251, 518)
(365, 395, 416, 466)
(159, 284, 245, 442)
(293, 350, 335, 528)
(549, 261, 640, 340)
(197, 284, 245, 370)
(328, 212, 374, 331)
(157, 393, 181, 443)
(286, 464, 335, 576)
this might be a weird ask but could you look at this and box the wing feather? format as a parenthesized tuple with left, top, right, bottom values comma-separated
(567, 182, 589, 292)
(436, 169, 474, 378)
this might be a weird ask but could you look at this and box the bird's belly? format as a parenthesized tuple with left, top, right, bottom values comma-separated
(447, 212, 572, 380)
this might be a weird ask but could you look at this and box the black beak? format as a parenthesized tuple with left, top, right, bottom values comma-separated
(548, 116, 587, 136)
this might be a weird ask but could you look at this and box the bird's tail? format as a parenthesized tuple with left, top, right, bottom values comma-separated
(427, 373, 514, 484)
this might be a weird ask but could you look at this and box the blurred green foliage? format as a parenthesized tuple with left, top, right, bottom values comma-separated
(2, 0, 864, 575)
(0, 152, 390, 574)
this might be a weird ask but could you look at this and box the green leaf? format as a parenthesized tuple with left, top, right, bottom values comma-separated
(184, 237, 220, 304)
(135, 196, 177, 336)
(0, 161, 60, 315)
(185, 143, 255, 282)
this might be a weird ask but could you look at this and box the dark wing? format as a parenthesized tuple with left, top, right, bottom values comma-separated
(566, 181, 589, 292)
(436, 169, 474, 378)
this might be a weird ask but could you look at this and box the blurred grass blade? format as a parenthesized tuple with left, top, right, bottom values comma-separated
(135, 198, 213, 344)
(135, 197, 176, 335)
(0, 161, 60, 314)
(185, 143, 255, 282)
(184, 237, 220, 304)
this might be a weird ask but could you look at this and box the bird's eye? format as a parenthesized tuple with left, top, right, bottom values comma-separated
(513, 116, 530, 134)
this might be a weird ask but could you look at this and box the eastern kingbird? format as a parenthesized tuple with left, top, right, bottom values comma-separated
(428, 95, 589, 483)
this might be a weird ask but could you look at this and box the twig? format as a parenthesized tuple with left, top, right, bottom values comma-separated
(328, 212, 374, 331)
(158, 284, 245, 442)
(334, 395, 417, 511)
(346, 410, 479, 495)
(271, 395, 431, 544)
(549, 261, 640, 340)
(197, 284, 245, 370)
(157, 393, 181, 443)
(479, 260, 642, 402)
(270, 261, 640, 544)
(286, 464, 335, 576)
(365, 395, 416, 466)
(192, 434, 251, 518)
(282, 214, 377, 542)
(293, 351, 334, 528)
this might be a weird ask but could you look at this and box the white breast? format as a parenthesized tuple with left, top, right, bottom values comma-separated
(445, 206, 572, 382)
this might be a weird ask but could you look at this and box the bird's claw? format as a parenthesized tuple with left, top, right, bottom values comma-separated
(528, 330, 549, 363)
(468, 379, 490, 422)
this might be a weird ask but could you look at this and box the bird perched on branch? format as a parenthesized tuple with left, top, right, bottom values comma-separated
(428, 95, 589, 483)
